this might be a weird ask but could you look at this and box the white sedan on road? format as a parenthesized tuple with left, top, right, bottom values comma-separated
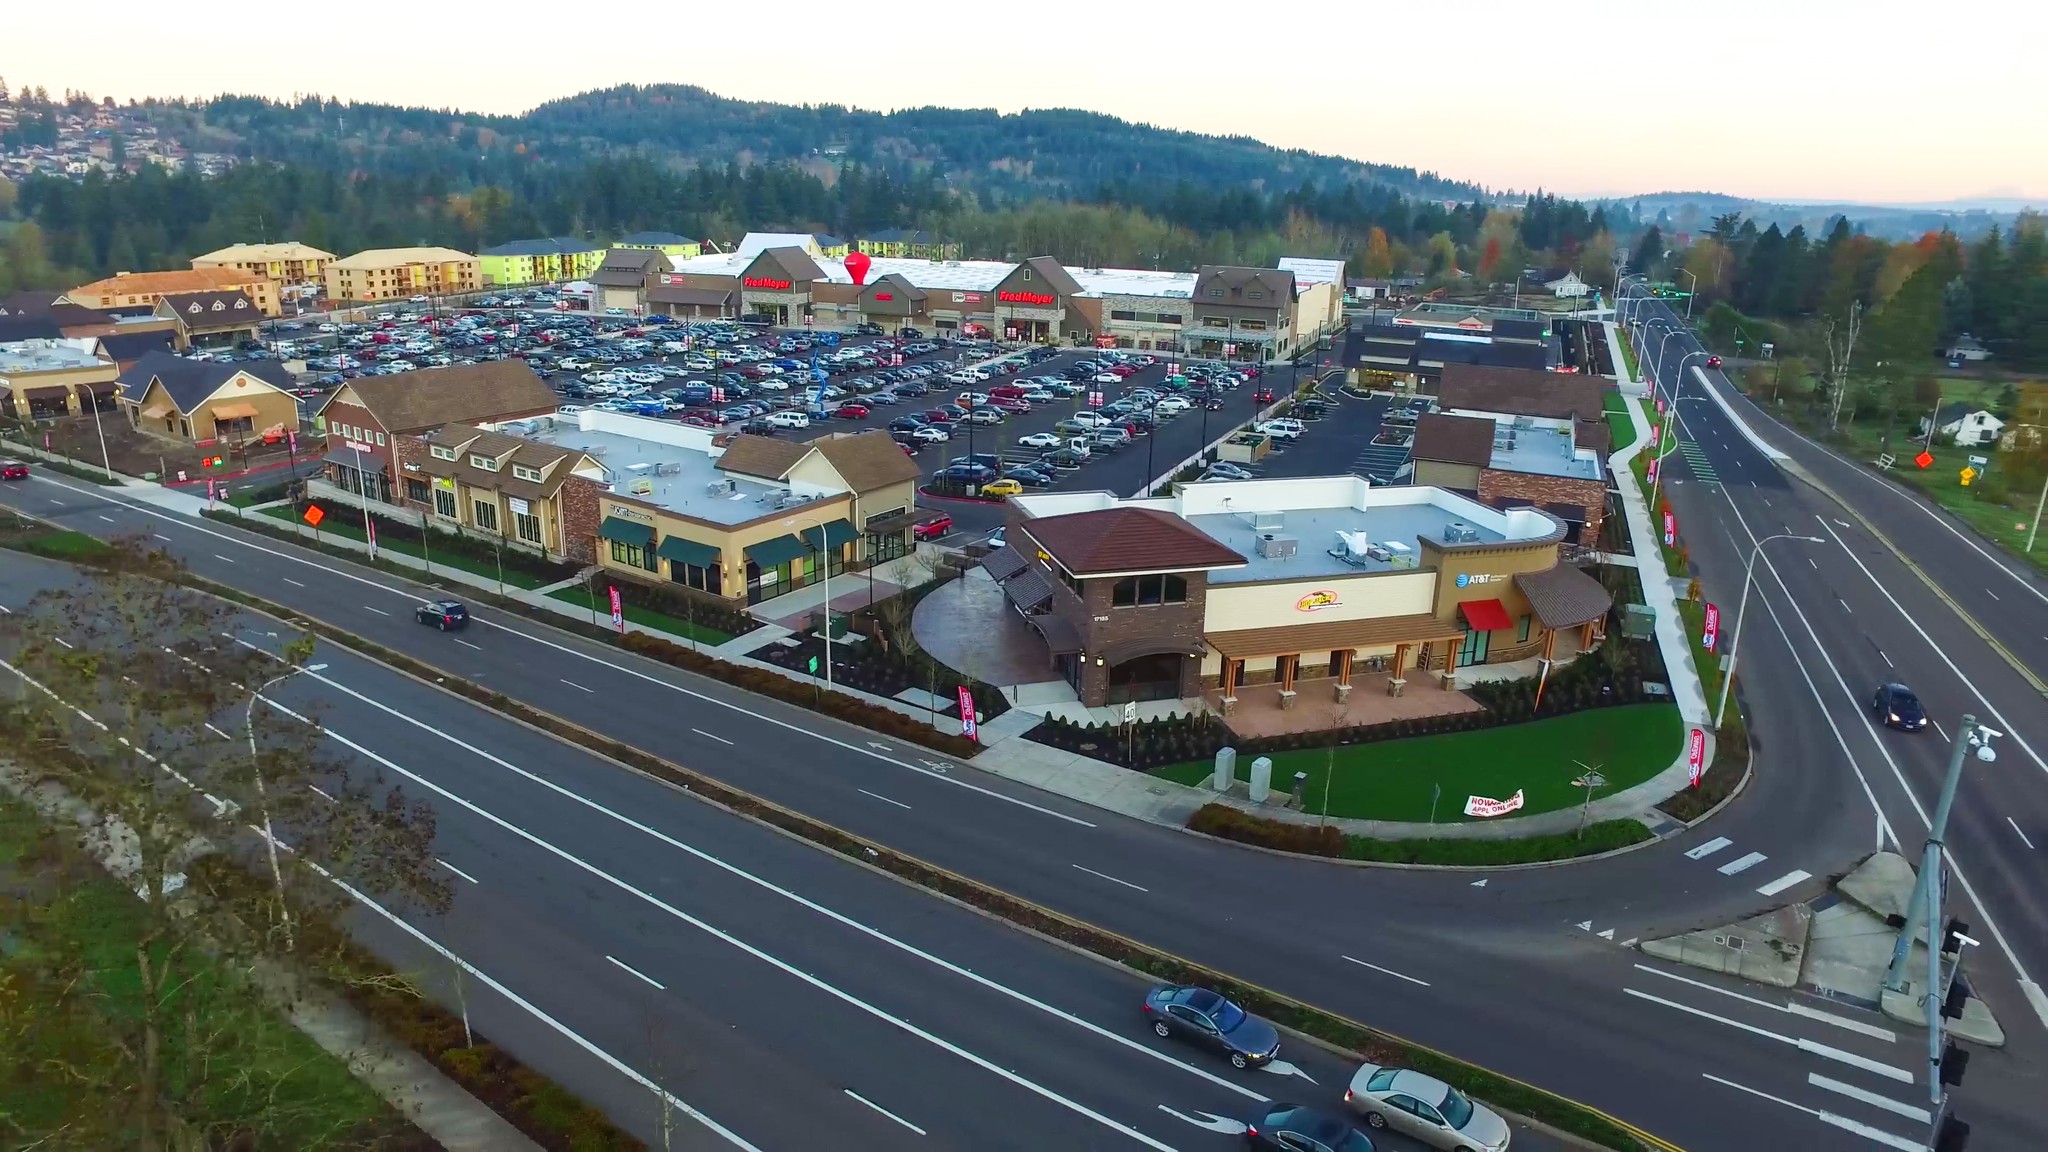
(1018, 432, 1064, 449)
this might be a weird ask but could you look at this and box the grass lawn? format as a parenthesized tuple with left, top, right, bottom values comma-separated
(1604, 390, 1638, 452)
(1157, 703, 1684, 823)
(1615, 326, 1640, 382)
(0, 794, 392, 1146)
(1674, 597, 1727, 708)
(10, 527, 117, 563)
(545, 585, 734, 646)
(258, 505, 547, 589)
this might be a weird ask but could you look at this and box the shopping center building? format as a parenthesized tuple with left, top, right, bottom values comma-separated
(634, 234, 1340, 359)
(993, 476, 1611, 709)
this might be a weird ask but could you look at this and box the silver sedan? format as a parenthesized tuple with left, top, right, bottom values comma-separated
(1343, 1064, 1510, 1151)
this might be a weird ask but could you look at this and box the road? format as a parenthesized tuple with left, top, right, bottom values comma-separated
(1618, 283, 2048, 1147)
(0, 464, 1994, 1150)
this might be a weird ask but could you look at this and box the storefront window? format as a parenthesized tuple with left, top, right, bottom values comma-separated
(433, 488, 457, 519)
(611, 540, 656, 571)
(515, 512, 542, 545)
(1111, 574, 1187, 607)
(472, 499, 499, 532)
(1517, 615, 1533, 643)
(671, 562, 723, 596)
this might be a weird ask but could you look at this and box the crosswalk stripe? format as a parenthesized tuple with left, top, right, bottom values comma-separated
(1718, 851, 1769, 875)
(1685, 836, 1732, 860)
(1756, 870, 1811, 897)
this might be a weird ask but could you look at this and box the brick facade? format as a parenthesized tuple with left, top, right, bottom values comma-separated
(1476, 469, 1606, 546)
(555, 474, 602, 563)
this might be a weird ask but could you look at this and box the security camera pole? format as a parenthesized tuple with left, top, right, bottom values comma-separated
(1883, 715, 1995, 993)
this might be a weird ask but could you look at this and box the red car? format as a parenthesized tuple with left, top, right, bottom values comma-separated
(1706, 355, 1723, 368)
(989, 397, 1032, 413)
(922, 408, 954, 423)
(1108, 364, 1137, 377)
(1, 460, 29, 481)
(1253, 387, 1275, 404)
(834, 403, 871, 419)
(912, 513, 954, 541)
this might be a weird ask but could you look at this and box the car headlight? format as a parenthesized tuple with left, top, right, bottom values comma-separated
(1888, 713, 1899, 722)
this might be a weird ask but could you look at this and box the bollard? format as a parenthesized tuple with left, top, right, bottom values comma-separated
(1249, 756, 1274, 804)
(1212, 747, 1237, 792)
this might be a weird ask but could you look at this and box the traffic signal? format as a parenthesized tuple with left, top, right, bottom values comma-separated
(202, 454, 226, 469)
(1943, 979, 1971, 1020)
(1943, 917, 1971, 954)
(1933, 1113, 1970, 1152)
(1939, 1040, 1970, 1087)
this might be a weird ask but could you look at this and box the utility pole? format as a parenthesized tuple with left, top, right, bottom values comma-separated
(1884, 716, 1997, 993)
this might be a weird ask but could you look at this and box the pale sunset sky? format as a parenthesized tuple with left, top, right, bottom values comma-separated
(5, 0, 2042, 205)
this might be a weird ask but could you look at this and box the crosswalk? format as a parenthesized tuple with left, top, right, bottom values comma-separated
(1684, 835, 1810, 896)
(1678, 436, 1721, 485)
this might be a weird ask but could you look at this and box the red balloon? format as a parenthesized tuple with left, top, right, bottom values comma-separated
(845, 250, 871, 286)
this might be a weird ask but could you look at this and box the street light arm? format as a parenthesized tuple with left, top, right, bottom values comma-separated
(1714, 535, 1823, 727)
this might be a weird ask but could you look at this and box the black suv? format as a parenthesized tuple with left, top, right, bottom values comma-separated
(415, 599, 470, 631)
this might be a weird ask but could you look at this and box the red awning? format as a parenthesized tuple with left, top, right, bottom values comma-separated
(1460, 598, 1513, 632)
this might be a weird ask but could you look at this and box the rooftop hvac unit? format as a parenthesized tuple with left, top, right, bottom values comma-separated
(1513, 415, 1535, 430)
(1255, 534, 1298, 560)
(1252, 510, 1286, 532)
(1442, 521, 1481, 544)
(1335, 529, 1373, 560)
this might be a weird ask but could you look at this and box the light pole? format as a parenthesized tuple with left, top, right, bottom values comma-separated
(88, 388, 114, 479)
(1653, 324, 1686, 404)
(346, 441, 377, 559)
(1679, 269, 1698, 320)
(1714, 534, 1824, 727)
(786, 513, 834, 690)
(1883, 717, 2000, 994)
(245, 661, 327, 950)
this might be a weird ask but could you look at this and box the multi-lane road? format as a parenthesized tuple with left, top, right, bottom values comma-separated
(1, 367, 2031, 1149)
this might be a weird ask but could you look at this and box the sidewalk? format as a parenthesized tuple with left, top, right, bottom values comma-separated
(1602, 320, 1646, 396)
(1608, 393, 1712, 727)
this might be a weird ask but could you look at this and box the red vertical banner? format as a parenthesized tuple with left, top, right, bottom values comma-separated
(608, 586, 624, 633)
(1662, 509, 1676, 547)
(1687, 729, 1707, 787)
(957, 685, 978, 740)
(1646, 458, 1658, 485)
(1702, 603, 1720, 651)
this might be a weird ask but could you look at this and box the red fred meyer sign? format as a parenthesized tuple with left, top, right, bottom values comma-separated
(998, 290, 1057, 306)
(1701, 602, 1720, 650)
(743, 276, 792, 290)
(1686, 729, 1707, 786)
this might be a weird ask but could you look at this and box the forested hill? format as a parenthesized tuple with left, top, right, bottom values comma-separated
(518, 85, 1481, 203)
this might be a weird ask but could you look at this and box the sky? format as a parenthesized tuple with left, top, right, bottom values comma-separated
(6, 0, 2044, 206)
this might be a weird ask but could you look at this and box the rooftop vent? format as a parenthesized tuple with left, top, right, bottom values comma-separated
(1251, 510, 1285, 532)
(1442, 521, 1481, 544)
(1255, 534, 1298, 560)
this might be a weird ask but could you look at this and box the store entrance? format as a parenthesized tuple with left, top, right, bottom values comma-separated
(1105, 652, 1184, 705)
(1004, 318, 1051, 343)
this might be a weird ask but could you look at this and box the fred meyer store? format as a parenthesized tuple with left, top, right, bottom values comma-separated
(998, 476, 1613, 709)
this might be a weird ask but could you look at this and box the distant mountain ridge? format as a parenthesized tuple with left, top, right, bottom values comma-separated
(1611, 189, 2030, 241)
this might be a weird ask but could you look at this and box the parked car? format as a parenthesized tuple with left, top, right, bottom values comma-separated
(1018, 431, 1064, 449)
(1204, 461, 1257, 481)
(1143, 985, 1278, 1068)
(765, 411, 811, 429)
(911, 425, 951, 443)
(414, 599, 470, 631)
(1344, 1063, 1509, 1151)
(1006, 467, 1055, 488)
(1256, 418, 1306, 440)
(833, 403, 872, 420)
(1872, 682, 1929, 731)
(911, 513, 954, 541)
(986, 526, 1007, 548)
(1246, 1103, 1376, 1152)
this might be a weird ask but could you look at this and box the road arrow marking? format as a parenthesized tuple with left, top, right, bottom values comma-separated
(1577, 920, 1594, 931)
(1157, 1106, 1247, 1135)
(919, 759, 950, 774)
(1261, 1060, 1318, 1084)
(1598, 929, 1616, 940)
(1619, 938, 1638, 949)
(1470, 878, 1488, 887)
(867, 742, 893, 751)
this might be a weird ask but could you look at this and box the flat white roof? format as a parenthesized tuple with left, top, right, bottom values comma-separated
(1067, 267, 1198, 300)
(526, 409, 840, 526)
(1278, 256, 1344, 285)
(735, 232, 823, 259)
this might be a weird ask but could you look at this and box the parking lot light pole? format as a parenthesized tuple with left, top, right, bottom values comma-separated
(1715, 534, 1823, 727)
(786, 513, 834, 691)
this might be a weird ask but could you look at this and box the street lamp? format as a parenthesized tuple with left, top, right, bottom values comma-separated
(1679, 269, 1698, 320)
(1714, 535, 1823, 727)
(245, 661, 328, 950)
(1653, 324, 1686, 404)
(785, 512, 835, 691)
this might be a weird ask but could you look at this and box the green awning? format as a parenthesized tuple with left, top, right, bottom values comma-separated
(657, 535, 720, 567)
(598, 516, 655, 548)
(744, 533, 811, 568)
(799, 519, 860, 551)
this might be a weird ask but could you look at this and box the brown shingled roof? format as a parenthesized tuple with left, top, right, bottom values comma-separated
(318, 362, 557, 433)
(1020, 507, 1246, 576)
(1412, 413, 1496, 466)
(814, 430, 918, 492)
(1438, 364, 1604, 422)
(1514, 563, 1613, 629)
(714, 434, 810, 481)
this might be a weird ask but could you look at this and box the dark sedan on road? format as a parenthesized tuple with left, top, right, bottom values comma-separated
(414, 599, 470, 631)
(1246, 1103, 1374, 1152)
(1143, 984, 1278, 1068)
(1872, 683, 1929, 731)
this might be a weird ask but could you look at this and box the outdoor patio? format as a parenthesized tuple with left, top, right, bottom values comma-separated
(1205, 673, 1485, 739)
(910, 568, 1065, 688)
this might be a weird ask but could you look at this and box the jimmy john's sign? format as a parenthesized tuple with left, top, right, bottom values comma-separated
(1295, 589, 1341, 613)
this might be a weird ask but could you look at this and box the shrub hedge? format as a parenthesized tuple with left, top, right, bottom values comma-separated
(1187, 803, 1654, 866)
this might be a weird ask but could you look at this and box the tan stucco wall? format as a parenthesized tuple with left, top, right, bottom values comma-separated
(1202, 570, 1436, 632)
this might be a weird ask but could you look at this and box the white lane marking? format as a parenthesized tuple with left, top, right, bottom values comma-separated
(2010, 817, 2036, 850)
(205, 722, 233, 740)
(1807, 557, 1817, 569)
(311, 869, 761, 1150)
(1341, 955, 1431, 987)
(45, 497, 64, 506)
(1756, 870, 1811, 897)
(1624, 989, 1911, 1082)
(436, 858, 479, 885)
(256, 653, 1263, 1112)
(1932, 719, 1949, 741)
(284, 577, 305, 587)
(1985, 588, 2000, 601)
(1632, 965, 1895, 1041)
(97, 514, 116, 523)
(858, 788, 911, 810)
(1807, 1074, 1929, 1123)
(455, 638, 482, 650)
(308, 784, 335, 802)
(363, 605, 390, 616)
(560, 678, 593, 692)
(1684, 836, 1731, 860)
(691, 728, 734, 745)
(0, 604, 8, 613)
(51, 636, 73, 649)
(1072, 864, 1149, 893)
(154, 533, 172, 542)
(1879, 649, 1893, 667)
(844, 1091, 926, 1136)
(213, 554, 235, 563)
(1702, 1074, 1919, 1151)
(605, 954, 666, 990)
(28, 472, 1098, 828)
(1717, 851, 1767, 875)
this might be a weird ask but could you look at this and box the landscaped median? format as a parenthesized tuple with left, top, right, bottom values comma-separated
(4, 526, 1676, 1151)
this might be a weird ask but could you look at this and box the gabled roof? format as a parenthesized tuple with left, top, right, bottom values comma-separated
(592, 247, 671, 286)
(1412, 413, 1496, 466)
(1514, 563, 1613, 629)
(714, 433, 811, 481)
(813, 430, 919, 492)
(479, 237, 604, 258)
(157, 290, 262, 327)
(750, 246, 827, 284)
(68, 268, 266, 299)
(116, 350, 292, 414)
(859, 228, 937, 244)
(330, 247, 475, 270)
(318, 362, 556, 433)
(864, 273, 928, 302)
(1017, 256, 1084, 298)
(1193, 266, 1296, 306)
(616, 231, 695, 247)
(1572, 419, 1611, 453)
(96, 329, 177, 363)
(0, 314, 62, 343)
(417, 423, 591, 499)
(191, 242, 335, 263)
(1438, 364, 1603, 422)
(1020, 507, 1246, 577)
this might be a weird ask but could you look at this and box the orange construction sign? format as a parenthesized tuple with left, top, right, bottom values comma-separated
(302, 504, 325, 527)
